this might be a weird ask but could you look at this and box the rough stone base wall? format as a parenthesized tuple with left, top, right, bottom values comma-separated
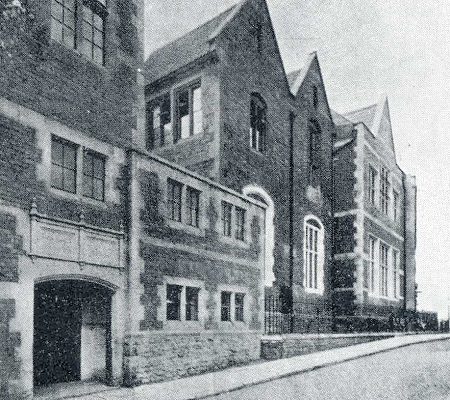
(0, 299, 22, 400)
(261, 334, 393, 360)
(123, 331, 260, 386)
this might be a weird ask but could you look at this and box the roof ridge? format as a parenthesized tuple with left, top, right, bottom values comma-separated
(343, 102, 378, 116)
(145, 3, 240, 60)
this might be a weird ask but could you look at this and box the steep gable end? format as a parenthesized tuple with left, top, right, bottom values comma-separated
(374, 98, 396, 156)
(216, 0, 291, 94)
(289, 53, 333, 121)
(343, 97, 397, 156)
(343, 103, 378, 131)
(144, 2, 245, 84)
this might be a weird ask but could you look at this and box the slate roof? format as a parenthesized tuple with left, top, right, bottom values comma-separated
(331, 110, 352, 126)
(287, 69, 302, 87)
(343, 103, 378, 130)
(286, 53, 316, 96)
(144, 1, 245, 84)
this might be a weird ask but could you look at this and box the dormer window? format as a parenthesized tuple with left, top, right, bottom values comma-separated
(175, 83, 202, 142)
(250, 93, 267, 152)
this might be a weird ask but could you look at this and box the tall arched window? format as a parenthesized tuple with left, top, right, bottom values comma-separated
(308, 120, 321, 186)
(243, 185, 275, 287)
(304, 216, 324, 294)
(250, 93, 267, 153)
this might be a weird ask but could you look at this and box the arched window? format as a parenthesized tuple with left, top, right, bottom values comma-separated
(243, 185, 275, 287)
(250, 93, 267, 153)
(304, 216, 324, 294)
(312, 86, 318, 109)
(308, 120, 321, 186)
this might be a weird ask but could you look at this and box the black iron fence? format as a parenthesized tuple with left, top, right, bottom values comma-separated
(264, 295, 292, 334)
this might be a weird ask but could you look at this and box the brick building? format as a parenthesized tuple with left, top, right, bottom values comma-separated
(144, 0, 336, 333)
(0, 0, 417, 397)
(332, 98, 417, 331)
(0, 0, 265, 397)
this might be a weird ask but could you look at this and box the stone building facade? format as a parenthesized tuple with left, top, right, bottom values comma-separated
(332, 98, 417, 331)
(0, 0, 417, 397)
(144, 0, 336, 333)
(0, 0, 265, 397)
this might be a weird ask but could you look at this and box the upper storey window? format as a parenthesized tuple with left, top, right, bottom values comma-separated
(250, 94, 267, 152)
(51, 0, 107, 66)
(313, 86, 318, 109)
(368, 165, 377, 206)
(175, 83, 202, 142)
(51, 0, 76, 48)
(51, 137, 77, 193)
(308, 120, 321, 186)
(81, 2, 106, 65)
(51, 136, 107, 201)
(83, 150, 105, 201)
(380, 167, 390, 215)
(147, 94, 171, 149)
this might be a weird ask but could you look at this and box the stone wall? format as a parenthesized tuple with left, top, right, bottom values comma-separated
(261, 333, 394, 360)
(0, 299, 21, 399)
(125, 153, 266, 384)
(124, 332, 260, 385)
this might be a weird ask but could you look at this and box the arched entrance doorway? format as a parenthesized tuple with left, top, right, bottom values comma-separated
(33, 280, 113, 388)
(243, 185, 275, 287)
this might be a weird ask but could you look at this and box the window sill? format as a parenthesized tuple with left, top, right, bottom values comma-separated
(164, 320, 204, 332)
(304, 288, 324, 295)
(157, 132, 205, 151)
(249, 147, 266, 157)
(218, 321, 248, 331)
(219, 234, 249, 249)
(49, 39, 108, 73)
(50, 186, 108, 209)
(166, 218, 205, 237)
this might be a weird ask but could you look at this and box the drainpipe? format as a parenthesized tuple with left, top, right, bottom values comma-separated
(289, 111, 296, 333)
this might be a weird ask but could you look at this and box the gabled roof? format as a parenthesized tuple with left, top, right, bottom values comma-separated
(144, 1, 246, 84)
(331, 109, 352, 126)
(343, 103, 378, 130)
(286, 53, 316, 96)
(342, 96, 396, 156)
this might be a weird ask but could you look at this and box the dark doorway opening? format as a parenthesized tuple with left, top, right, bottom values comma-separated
(34, 280, 112, 388)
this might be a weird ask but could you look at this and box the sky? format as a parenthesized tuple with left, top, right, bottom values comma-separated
(144, 0, 450, 318)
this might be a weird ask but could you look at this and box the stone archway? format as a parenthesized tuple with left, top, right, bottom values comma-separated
(33, 279, 113, 388)
(243, 185, 275, 287)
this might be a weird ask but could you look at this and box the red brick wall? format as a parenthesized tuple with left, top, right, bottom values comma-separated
(0, 115, 127, 230)
(216, 0, 334, 330)
(0, 0, 140, 148)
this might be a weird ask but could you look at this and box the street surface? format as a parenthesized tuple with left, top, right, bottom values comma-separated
(210, 340, 450, 400)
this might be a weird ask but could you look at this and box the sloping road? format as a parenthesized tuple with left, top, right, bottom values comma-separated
(210, 340, 450, 400)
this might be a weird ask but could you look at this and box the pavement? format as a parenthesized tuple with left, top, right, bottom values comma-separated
(66, 333, 450, 400)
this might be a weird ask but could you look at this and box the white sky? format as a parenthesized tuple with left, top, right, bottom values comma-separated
(145, 0, 450, 318)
